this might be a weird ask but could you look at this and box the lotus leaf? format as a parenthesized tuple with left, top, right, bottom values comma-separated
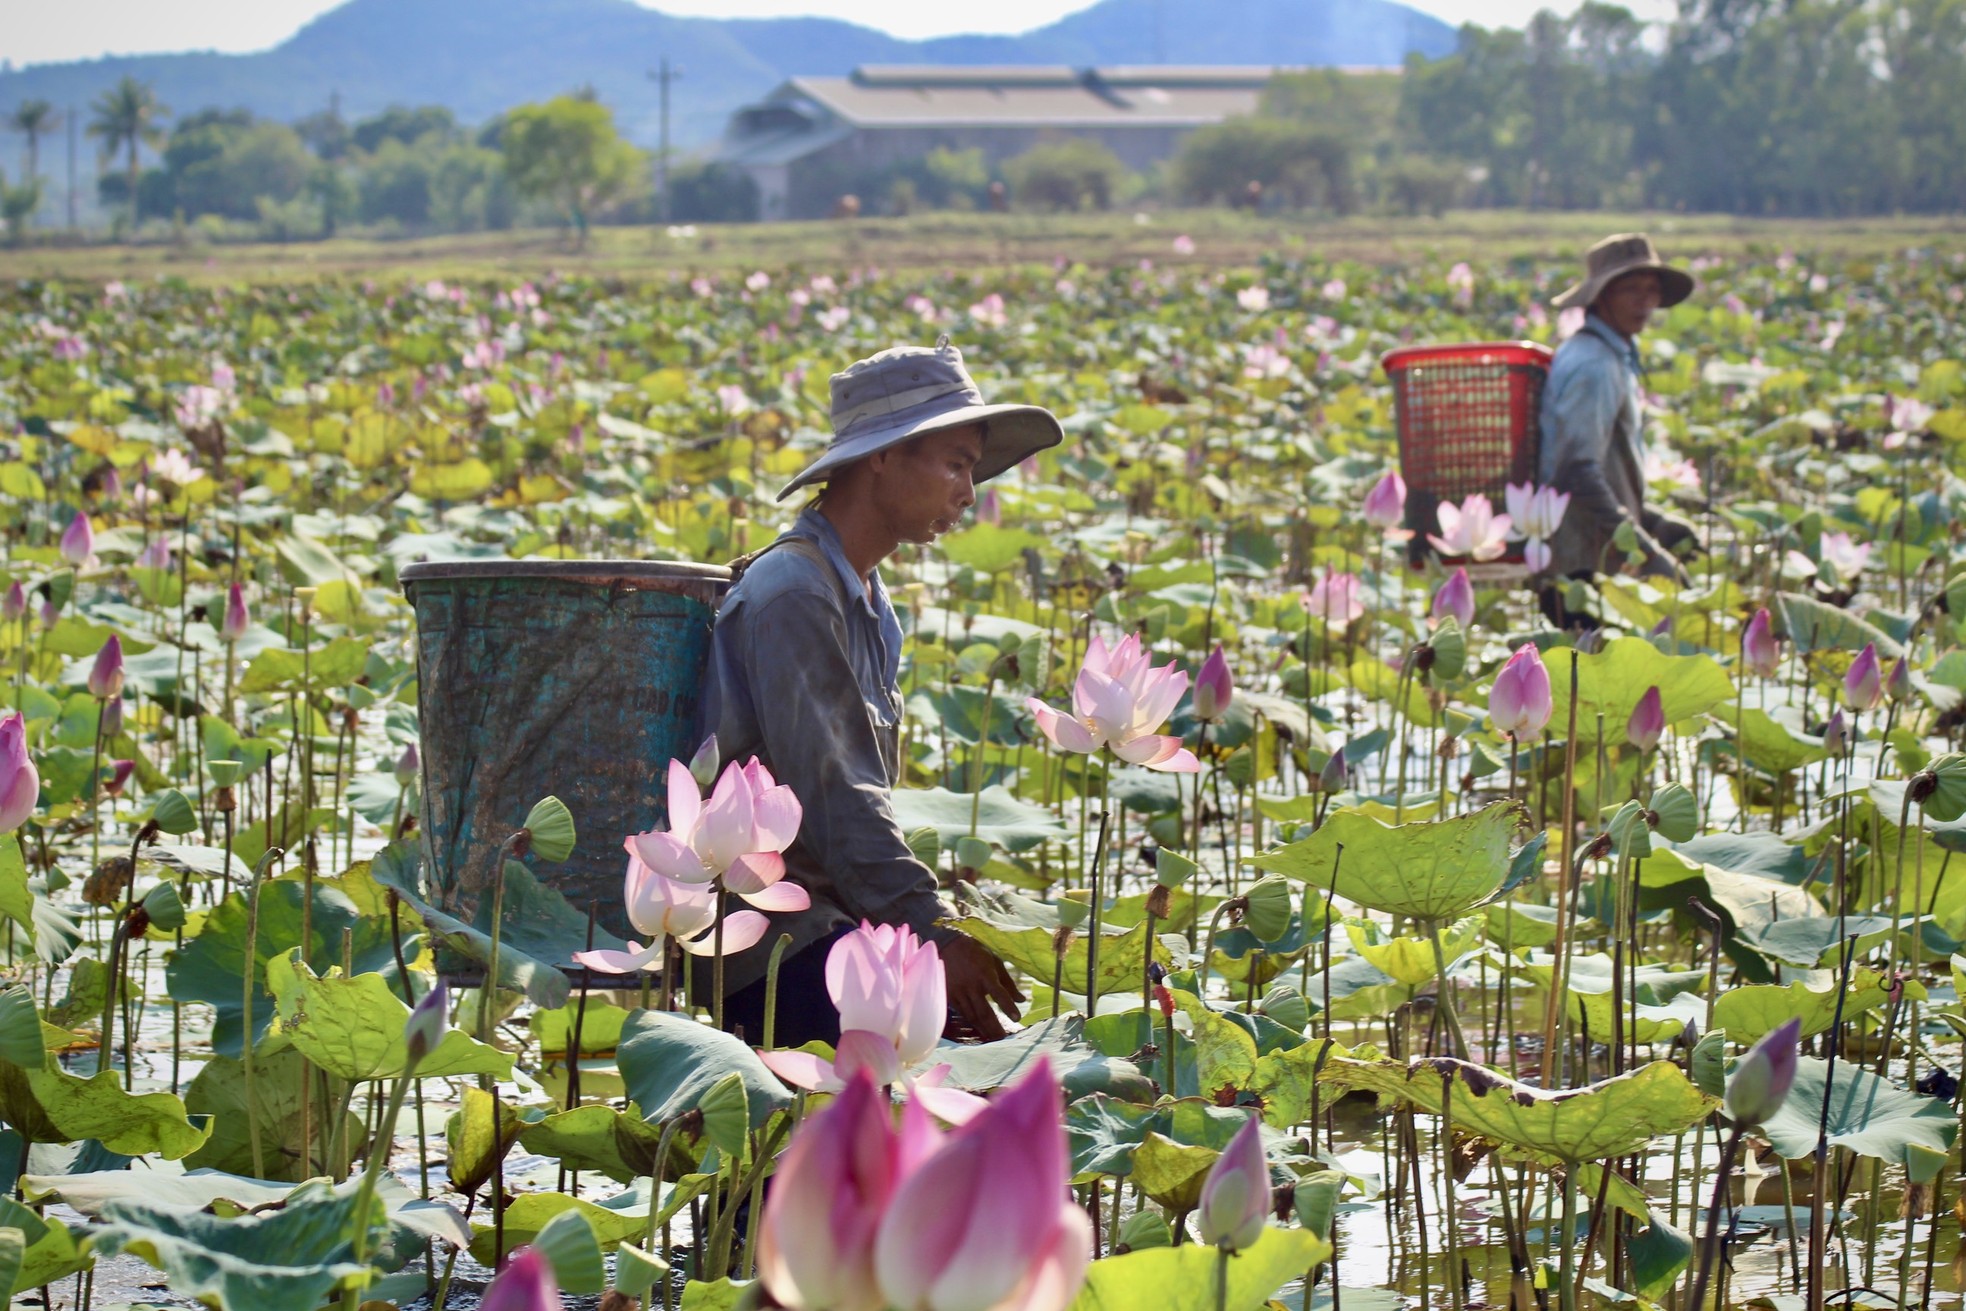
(1761, 1057, 1957, 1163)
(889, 785, 1067, 851)
(925, 1016, 1155, 1103)
(1344, 914, 1484, 987)
(0, 1057, 210, 1158)
(1543, 637, 1735, 747)
(1067, 1225, 1331, 1311)
(183, 1048, 358, 1182)
(616, 1010, 792, 1130)
(1713, 970, 1917, 1042)
(266, 954, 510, 1082)
(467, 1189, 645, 1267)
(1250, 801, 1520, 921)
(447, 1086, 524, 1197)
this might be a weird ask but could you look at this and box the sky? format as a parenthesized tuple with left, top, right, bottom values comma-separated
(3, 0, 1678, 67)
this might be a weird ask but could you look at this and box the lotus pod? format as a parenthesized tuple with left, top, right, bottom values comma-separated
(530, 1207, 606, 1294)
(1241, 876, 1294, 943)
(522, 795, 576, 863)
(1648, 783, 1699, 842)
(1154, 847, 1199, 890)
(150, 790, 199, 837)
(1427, 618, 1467, 682)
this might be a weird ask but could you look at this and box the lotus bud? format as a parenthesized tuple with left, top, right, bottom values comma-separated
(688, 734, 721, 791)
(136, 538, 172, 573)
(1741, 607, 1780, 679)
(1431, 567, 1475, 630)
(1362, 470, 1406, 533)
(1, 583, 23, 624)
(1724, 1016, 1801, 1127)
(100, 694, 123, 739)
(0, 713, 40, 833)
(1822, 709, 1847, 756)
(1844, 642, 1883, 712)
(1318, 748, 1349, 794)
(393, 742, 420, 787)
(220, 582, 249, 643)
(1196, 1114, 1270, 1252)
(88, 636, 124, 700)
(37, 597, 58, 628)
(1627, 686, 1665, 752)
(404, 979, 449, 1066)
(104, 759, 135, 797)
(58, 512, 94, 569)
(479, 1244, 562, 1311)
(1192, 645, 1233, 722)
(977, 488, 1002, 526)
(1489, 643, 1554, 741)
(1886, 656, 1912, 704)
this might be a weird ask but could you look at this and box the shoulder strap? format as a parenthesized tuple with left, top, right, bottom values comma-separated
(723, 534, 846, 604)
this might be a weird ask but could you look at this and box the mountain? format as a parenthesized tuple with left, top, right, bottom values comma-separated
(0, 0, 1457, 155)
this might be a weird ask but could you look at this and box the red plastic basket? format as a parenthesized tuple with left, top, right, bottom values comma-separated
(1381, 341, 1552, 565)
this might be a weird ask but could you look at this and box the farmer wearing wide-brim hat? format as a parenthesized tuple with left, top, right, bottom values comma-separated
(1538, 233, 1700, 625)
(698, 337, 1062, 1046)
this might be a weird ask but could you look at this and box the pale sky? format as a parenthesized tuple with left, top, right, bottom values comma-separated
(3, 0, 1677, 67)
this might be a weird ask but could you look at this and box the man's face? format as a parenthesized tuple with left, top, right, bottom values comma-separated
(1595, 270, 1663, 338)
(873, 423, 983, 544)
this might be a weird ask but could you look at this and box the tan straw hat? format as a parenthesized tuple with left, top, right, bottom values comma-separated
(1552, 232, 1695, 311)
(777, 337, 1063, 502)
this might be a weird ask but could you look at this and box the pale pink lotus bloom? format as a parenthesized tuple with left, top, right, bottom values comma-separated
(1843, 642, 1883, 713)
(1627, 685, 1665, 752)
(0, 713, 41, 833)
(479, 1245, 562, 1311)
(1489, 643, 1553, 741)
(1321, 277, 1347, 300)
(1196, 1113, 1270, 1252)
(1524, 538, 1552, 574)
(572, 845, 770, 973)
(1432, 567, 1475, 629)
(1362, 471, 1407, 534)
(716, 384, 753, 417)
(1741, 608, 1780, 679)
(1241, 342, 1289, 380)
(1504, 483, 1571, 542)
(1171, 234, 1196, 256)
(135, 538, 172, 573)
(1236, 285, 1270, 312)
(210, 360, 236, 392)
(745, 270, 772, 292)
(872, 1063, 1092, 1311)
(59, 513, 94, 568)
(1818, 531, 1871, 578)
(1026, 633, 1201, 772)
(151, 449, 201, 488)
(175, 384, 226, 428)
(1302, 569, 1364, 631)
(1642, 449, 1702, 491)
(630, 759, 809, 914)
(220, 582, 250, 643)
(818, 305, 852, 332)
(1428, 494, 1511, 562)
(1887, 395, 1935, 436)
(975, 489, 1001, 527)
(1446, 261, 1475, 307)
(1191, 645, 1233, 723)
(968, 294, 1008, 329)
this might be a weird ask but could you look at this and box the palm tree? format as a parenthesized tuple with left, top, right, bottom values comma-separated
(6, 100, 58, 183)
(86, 77, 167, 234)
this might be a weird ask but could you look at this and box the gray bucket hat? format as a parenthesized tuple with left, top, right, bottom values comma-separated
(776, 337, 1064, 502)
(1552, 232, 1695, 311)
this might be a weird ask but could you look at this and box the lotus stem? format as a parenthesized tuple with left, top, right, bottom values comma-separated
(761, 932, 792, 1050)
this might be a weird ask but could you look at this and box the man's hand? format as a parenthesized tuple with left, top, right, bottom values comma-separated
(940, 935, 1024, 1042)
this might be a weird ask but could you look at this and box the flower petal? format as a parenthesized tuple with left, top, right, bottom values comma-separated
(738, 878, 811, 913)
(571, 943, 664, 974)
(758, 1049, 845, 1092)
(723, 850, 786, 895)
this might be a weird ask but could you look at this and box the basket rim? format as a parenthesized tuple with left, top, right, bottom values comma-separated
(1381, 340, 1554, 375)
(400, 559, 732, 585)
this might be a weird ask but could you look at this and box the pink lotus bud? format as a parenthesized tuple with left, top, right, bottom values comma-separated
(98, 466, 123, 500)
(479, 1245, 562, 1311)
(136, 538, 172, 573)
(1489, 643, 1554, 741)
(37, 598, 58, 628)
(1822, 710, 1847, 755)
(1725, 1016, 1801, 1126)
(1197, 1113, 1270, 1252)
(0, 713, 40, 832)
(977, 488, 1002, 527)
(1431, 567, 1475, 629)
(101, 694, 123, 738)
(404, 979, 448, 1065)
(1886, 656, 1912, 704)
(688, 734, 720, 791)
(1, 583, 24, 623)
(1742, 608, 1780, 679)
(394, 742, 420, 788)
(60, 513, 94, 568)
(104, 759, 135, 796)
(1318, 747, 1349, 793)
(220, 582, 249, 643)
(1362, 471, 1406, 532)
(88, 636, 124, 700)
(1524, 537, 1552, 575)
(1192, 645, 1233, 722)
(1627, 686, 1664, 752)
(826, 922, 947, 1069)
(1844, 643, 1883, 713)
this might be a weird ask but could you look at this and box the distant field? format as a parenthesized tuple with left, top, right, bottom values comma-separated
(5, 208, 1965, 282)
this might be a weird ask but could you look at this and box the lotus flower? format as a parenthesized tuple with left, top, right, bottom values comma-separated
(150, 449, 201, 487)
(1197, 1113, 1270, 1252)
(1505, 482, 1571, 541)
(573, 845, 772, 973)
(1303, 569, 1364, 631)
(1524, 537, 1552, 574)
(1844, 643, 1883, 713)
(1361, 470, 1409, 537)
(59, 513, 94, 569)
(404, 979, 448, 1064)
(1819, 531, 1871, 579)
(872, 1063, 1092, 1311)
(135, 538, 172, 573)
(1026, 633, 1200, 773)
(1724, 1017, 1801, 1126)
(220, 582, 249, 643)
(1489, 643, 1553, 741)
(1192, 645, 1233, 722)
(1822, 710, 1848, 755)
(1886, 656, 1912, 704)
(393, 742, 419, 787)
(1432, 567, 1475, 629)
(1742, 608, 1780, 679)
(628, 758, 809, 912)
(2, 583, 25, 624)
(1428, 494, 1511, 562)
(104, 759, 135, 796)
(1627, 686, 1664, 752)
(88, 636, 123, 700)
(175, 385, 226, 428)
(479, 1246, 562, 1311)
(0, 713, 40, 832)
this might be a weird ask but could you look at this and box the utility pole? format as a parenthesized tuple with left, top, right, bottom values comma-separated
(648, 59, 681, 221)
(66, 105, 77, 232)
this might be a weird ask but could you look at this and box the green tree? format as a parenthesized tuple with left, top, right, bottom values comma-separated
(1171, 118, 1354, 211)
(87, 77, 169, 234)
(351, 105, 458, 155)
(1001, 139, 1130, 212)
(5, 101, 57, 233)
(499, 96, 642, 245)
(165, 115, 312, 221)
(1, 171, 42, 245)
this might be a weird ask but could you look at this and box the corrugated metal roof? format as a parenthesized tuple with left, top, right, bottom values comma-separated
(718, 119, 854, 167)
(782, 67, 1273, 128)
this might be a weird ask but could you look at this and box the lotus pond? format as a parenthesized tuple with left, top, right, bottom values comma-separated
(2, 244, 1966, 1311)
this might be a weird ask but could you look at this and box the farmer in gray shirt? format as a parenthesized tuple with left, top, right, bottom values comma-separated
(698, 338, 1061, 1045)
(1538, 233, 1699, 626)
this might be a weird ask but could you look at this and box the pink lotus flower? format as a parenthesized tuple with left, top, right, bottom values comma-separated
(1302, 569, 1364, 631)
(873, 1063, 1092, 1311)
(1822, 710, 1847, 755)
(104, 759, 135, 796)
(716, 384, 752, 417)
(1489, 643, 1553, 741)
(175, 385, 225, 428)
(572, 846, 770, 974)
(1, 584, 23, 623)
(1432, 567, 1475, 629)
(1362, 471, 1407, 534)
(1886, 656, 1912, 703)
(1524, 538, 1552, 574)
(220, 582, 250, 643)
(1844, 643, 1883, 713)
(1026, 633, 1200, 772)
(135, 538, 172, 573)
(1819, 531, 1871, 579)
(0, 713, 40, 832)
(1236, 285, 1270, 312)
(1196, 1113, 1270, 1253)
(404, 979, 448, 1064)
(1192, 645, 1233, 722)
(1504, 482, 1571, 541)
(1742, 608, 1780, 678)
(1627, 686, 1664, 752)
(479, 1246, 562, 1311)
(60, 513, 94, 568)
(1428, 494, 1511, 562)
(629, 759, 809, 912)
(88, 636, 124, 701)
(149, 449, 201, 487)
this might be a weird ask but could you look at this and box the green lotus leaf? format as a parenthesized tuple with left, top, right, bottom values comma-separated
(1068, 1225, 1331, 1311)
(889, 785, 1068, 852)
(467, 1190, 645, 1267)
(953, 905, 1167, 1001)
(1761, 1056, 1957, 1164)
(1250, 800, 1520, 922)
(1344, 914, 1484, 987)
(1129, 1132, 1218, 1212)
(522, 794, 576, 863)
(1709, 702, 1829, 775)
(517, 1103, 672, 1185)
(1774, 591, 1903, 659)
(926, 1016, 1155, 1103)
(1244, 1037, 1365, 1128)
(1917, 753, 1966, 823)
(0, 987, 45, 1069)
(0, 838, 34, 949)
(1649, 783, 1699, 842)
(616, 1010, 792, 1131)
(1736, 915, 1901, 969)
(530, 1207, 606, 1295)
(447, 1086, 524, 1198)
(0, 1057, 210, 1158)
(1711, 969, 1915, 1042)
(267, 954, 508, 1082)
(1064, 1096, 1256, 1179)
(1544, 637, 1735, 747)
(183, 1048, 359, 1182)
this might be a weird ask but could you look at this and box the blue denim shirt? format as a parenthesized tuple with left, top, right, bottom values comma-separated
(697, 507, 946, 992)
(1536, 312, 1664, 577)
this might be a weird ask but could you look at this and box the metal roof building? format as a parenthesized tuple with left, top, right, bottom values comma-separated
(714, 65, 1290, 220)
